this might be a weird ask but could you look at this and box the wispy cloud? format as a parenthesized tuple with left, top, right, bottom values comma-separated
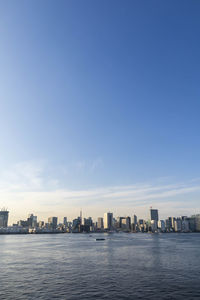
(0, 160, 200, 222)
(75, 157, 103, 173)
(0, 160, 45, 191)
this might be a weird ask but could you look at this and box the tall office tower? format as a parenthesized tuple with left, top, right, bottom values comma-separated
(39, 221, 44, 228)
(97, 217, 103, 229)
(84, 217, 93, 227)
(104, 212, 113, 230)
(171, 217, 176, 230)
(133, 215, 137, 224)
(192, 214, 200, 232)
(150, 208, 159, 221)
(168, 217, 173, 229)
(63, 217, 67, 226)
(181, 219, 189, 232)
(150, 208, 159, 231)
(27, 214, 37, 228)
(48, 217, 58, 229)
(121, 217, 131, 230)
(158, 220, 166, 232)
(0, 209, 9, 227)
(174, 218, 182, 232)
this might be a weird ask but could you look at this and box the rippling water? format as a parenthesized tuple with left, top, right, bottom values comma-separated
(0, 233, 200, 299)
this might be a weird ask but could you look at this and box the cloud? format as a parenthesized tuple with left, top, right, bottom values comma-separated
(0, 160, 45, 191)
(0, 160, 200, 223)
(75, 157, 103, 173)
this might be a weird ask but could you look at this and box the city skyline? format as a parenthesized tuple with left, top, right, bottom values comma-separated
(1, 163, 200, 225)
(1, 1, 200, 223)
(2, 196, 200, 226)
(1, 207, 200, 234)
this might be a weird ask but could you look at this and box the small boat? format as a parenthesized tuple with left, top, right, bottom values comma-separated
(96, 238, 105, 241)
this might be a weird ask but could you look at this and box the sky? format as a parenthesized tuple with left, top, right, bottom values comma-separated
(0, 0, 200, 224)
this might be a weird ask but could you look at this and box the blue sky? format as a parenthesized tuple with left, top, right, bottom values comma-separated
(0, 1, 200, 223)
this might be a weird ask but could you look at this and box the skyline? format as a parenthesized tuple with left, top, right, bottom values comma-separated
(2, 165, 200, 225)
(1, 1, 200, 223)
(1, 205, 199, 229)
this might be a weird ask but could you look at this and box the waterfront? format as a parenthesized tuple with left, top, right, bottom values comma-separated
(0, 233, 200, 299)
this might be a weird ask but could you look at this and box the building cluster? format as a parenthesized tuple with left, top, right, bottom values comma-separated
(0, 208, 200, 234)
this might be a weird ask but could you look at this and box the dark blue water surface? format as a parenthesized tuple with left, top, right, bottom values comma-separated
(0, 233, 200, 299)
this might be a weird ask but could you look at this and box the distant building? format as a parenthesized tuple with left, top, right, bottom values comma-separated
(186, 217, 196, 232)
(38, 221, 44, 228)
(84, 217, 93, 227)
(138, 219, 144, 225)
(150, 208, 159, 221)
(0, 209, 9, 227)
(133, 215, 137, 225)
(72, 217, 81, 232)
(63, 217, 67, 226)
(192, 214, 200, 232)
(117, 217, 125, 229)
(97, 217, 103, 229)
(27, 214, 37, 228)
(182, 219, 189, 232)
(150, 208, 158, 230)
(174, 218, 182, 232)
(17, 220, 28, 227)
(121, 217, 131, 231)
(104, 212, 113, 230)
(151, 220, 158, 232)
(158, 220, 165, 232)
(48, 217, 58, 229)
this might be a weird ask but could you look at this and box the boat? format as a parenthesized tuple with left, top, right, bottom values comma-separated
(96, 238, 105, 241)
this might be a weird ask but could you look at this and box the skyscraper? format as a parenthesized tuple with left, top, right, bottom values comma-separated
(104, 212, 113, 230)
(150, 208, 159, 231)
(121, 217, 131, 231)
(27, 214, 37, 228)
(97, 217, 103, 229)
(150, 208, 159, 221)
(48, 217, 58, 229)
(0, 209, 9, 227)
(133, 215, 137, 224)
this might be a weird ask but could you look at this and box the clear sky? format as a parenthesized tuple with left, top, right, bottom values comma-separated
(0, 0, 200, 224)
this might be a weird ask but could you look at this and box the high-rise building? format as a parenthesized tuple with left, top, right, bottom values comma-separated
(84, 217, 93, 227)
(158, 220, 165, 232)
(191, 214, 200, 232)
(27, 214, 37, 228)
(133, 215, 137, 224)
(150, 208, 159, 231)
(150, 208, 159, 221)
(104, 212, 113, 230)
(187, 217, 196, 232)
(38, 221, 44, 228)
(63, 217, 67, 226)
(181, 219, 189, 232)
(72, 217, 81, 232)
(174, 218, 182, 232)
(48, 217, 58, 229)
(0, 209, 9, 227)
(121, 217, 131, 231)
(97, 217, 103, 229)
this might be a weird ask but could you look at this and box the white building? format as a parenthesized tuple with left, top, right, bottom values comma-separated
(104, 212, 113, 230)
(158, 220, 165, 232)
(97, 217, 103, 229)
(174, 218, 182, 232)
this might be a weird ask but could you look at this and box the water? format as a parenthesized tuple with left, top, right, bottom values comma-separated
(0, 233, 200, 299)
